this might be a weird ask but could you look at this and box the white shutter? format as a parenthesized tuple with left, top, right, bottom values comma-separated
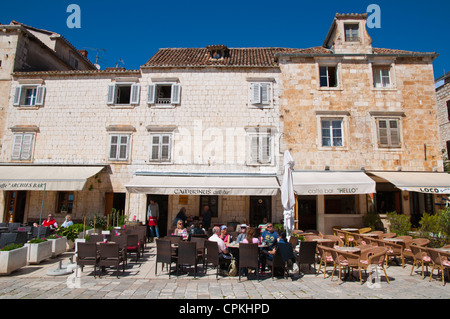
(249, 135, 259, 163)
(378, 120, 388, 146)
(107, 85, 116, 105)
(13, 86, 22, 106)
(130, 84, 140, 105)
(11, 134, 23, 159)
(147, 84, 156, 104)
(109, 135, 118, 159)
(389, 120, 400, 146)
(251, 83, 261, 104)
(151, 135, 160, 160)
(171, 83, 181, 104)
(118, 135, 129, 160)
(20, 134, 33, 160)
(260, 83, 270, 105)
(35, 86, 45, 106)
(373, 69, 382, 88)
(259, 135, 271, 164)
(161, 135, 171, 160)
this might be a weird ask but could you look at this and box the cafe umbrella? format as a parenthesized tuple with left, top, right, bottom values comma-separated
(281, 150, 295, 238)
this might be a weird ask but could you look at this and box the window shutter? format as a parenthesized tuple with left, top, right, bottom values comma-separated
(130, 84, 140, 105)
(151, 135, 160, 160)
(251, 83, 261, 104)
(13, 86, 22, 106)
(109, 135, 118, 159)
(373, 69, 382, 88)
(35, 86, 45, 106)
(378, 120, 388, 146)
(118, 135, 129, 160)
(107, 85, 116, 105)
(161, 135, 171, 160)
(147, 84, 156, 104)
(260, 83, 270, 105)
(259, 135, 271, 164)
(12, 134, 23, 159)
(389, 120, 400, 146)
(171, 84, 181, 104)
(20, 134, 33, 160)
(249, 135, 259, 163)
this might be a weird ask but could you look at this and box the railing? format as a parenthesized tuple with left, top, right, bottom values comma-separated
(156, 98, 171, 104)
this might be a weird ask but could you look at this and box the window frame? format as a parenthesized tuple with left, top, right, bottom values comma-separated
(11, 132, 35, 161)
(321, 118, 344, 147)
(107, 83, 140, 106)
(13, 85, 46, 107)
(108, 133, 131, 161)
(56, 192, 74, 214)
(149, 133, 173, 162)
(319, 65, 339, 88)
(344, 23, 360, 42)
(147, 83, 181, 107)
(247, 130, 273, 165)
(375, 117, 402, 149)
(250, 82, 272, 107)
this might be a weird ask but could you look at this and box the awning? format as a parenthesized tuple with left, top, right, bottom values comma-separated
(0, 165, 104, 191)
(368, 171, 450, 194)
(125, 173, 280, 196)
(291, 171, 376, 195)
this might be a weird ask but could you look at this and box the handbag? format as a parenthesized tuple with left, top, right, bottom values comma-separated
(227, 253, 237, 277)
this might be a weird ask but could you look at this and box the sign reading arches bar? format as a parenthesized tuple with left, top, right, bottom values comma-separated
(125, 173, 280, 196)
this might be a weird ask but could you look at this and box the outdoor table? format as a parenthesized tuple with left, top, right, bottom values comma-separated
(436, 248, 450, 253)
(341, 228, 359, 232)
(383, 238, 404, 242)
(312, 238, 334, 243)
(335, 246, 360, 253)
(227, 243, 267, 249)
(361, 233, 379, 237)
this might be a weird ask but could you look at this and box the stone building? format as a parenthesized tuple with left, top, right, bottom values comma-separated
(0, 20, 96, 225)
(436, 71, 450, 170)
(277, 13, 447, 233)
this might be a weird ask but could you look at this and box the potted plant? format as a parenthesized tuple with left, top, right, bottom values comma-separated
(47, 234, 67, 257)
(0, 243, 28, 275)
(24, 238, 52, 264)
(56, 223, 86, 251)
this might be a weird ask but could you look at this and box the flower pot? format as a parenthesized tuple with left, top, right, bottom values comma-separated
(0, 246, 28, 275)
(25, 241, 52, 264)
(48, 237, 67, 257)
(66, 239, 75, 251)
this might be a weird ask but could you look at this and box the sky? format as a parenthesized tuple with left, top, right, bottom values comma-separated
(1, 0, 449, 79)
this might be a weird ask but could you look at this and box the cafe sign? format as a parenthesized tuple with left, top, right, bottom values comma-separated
(0, 182, 47, 191)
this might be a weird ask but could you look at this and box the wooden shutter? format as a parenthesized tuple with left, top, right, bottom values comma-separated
(171, 84, 181, 104)
(13, 86, 22, 106)
(20, 134, 34, 160)
(130, 84, 140, 105)
(259, 135, 271, 164)
(107, 85, 116, 105)
(251, 83, 261, 104)
(35, 86, 45, 106)
(109, 135, 118, 159)
(260, 83, 270, 105)
(147, 84, 156, 104)
(11, 134, 23, 159)
(378, 119, 388, 146)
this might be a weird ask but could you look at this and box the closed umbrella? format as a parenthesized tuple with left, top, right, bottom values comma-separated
(281, 150, 295, 238)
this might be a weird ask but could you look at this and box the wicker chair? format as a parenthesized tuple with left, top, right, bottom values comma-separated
(238, 243, 259, 281)
(76, 242, 99, 277)
(317, 245, 334, 278)
(190, 237, 206, 262)
(88, 234, 104, 243)
(383, 241, 403, 267)
(155, 239, 177, 278)
(409, 245, 432, 279)
(266, 245, 291, 280)
(98, 243, 125, 278)
(427, 248, 450, 286)
(401, 238, 430, 268)
(329, 248, 355, 285)
(126, 234, 140, 261)
(288, 236, 299, 251)
(177, 241, 200, 278)
(112, 234, 128, 266)
(322, 235, 343, 247)
(296, 241, 317, 274)
(357, 246, 390, 285)
(204, 240, 228, 279)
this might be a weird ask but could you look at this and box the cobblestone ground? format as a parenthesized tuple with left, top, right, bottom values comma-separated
(0, 242, 448, 300)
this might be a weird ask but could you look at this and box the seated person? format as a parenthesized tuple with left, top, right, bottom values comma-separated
(190, 220, 206, 236)
(208, 226, 232, 267)
(242, 226, 259, 244)
(259, 222, 279, 272)
(220, 225, 231, 246)
(235, 224, 248, 243)
(173, 219, 188, 240)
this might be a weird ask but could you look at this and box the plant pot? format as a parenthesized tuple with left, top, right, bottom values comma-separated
(48, 237, 68, 257)
(25, 241, 52, 264)
(0, 246, 28, 275)
(74, 238, 86, 254)
(66, 239, 75, 251)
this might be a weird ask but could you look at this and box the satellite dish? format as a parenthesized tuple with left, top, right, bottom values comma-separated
(94, 64, 101, 70)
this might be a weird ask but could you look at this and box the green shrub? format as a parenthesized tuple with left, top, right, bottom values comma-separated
(386, 211, 411, 236)
(27, 238, 47, 244)
(0, 243, 23, 251)
(363, 212, 383, 230)
(419, 212, 448, 247)
(56, 223, 85, 242)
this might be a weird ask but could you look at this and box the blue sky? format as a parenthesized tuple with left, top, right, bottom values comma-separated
(1, 0, 448, 79)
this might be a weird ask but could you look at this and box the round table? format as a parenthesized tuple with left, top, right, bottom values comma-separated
(335, 246, 360, 253)
(341, 228, 359, 232)
(383, 238, 404, 242)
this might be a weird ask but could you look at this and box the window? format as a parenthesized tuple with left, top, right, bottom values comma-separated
(147, 83, 181, 105)
(107, 84, 140, 105)
(321, 119, 343, 147)
(200, 195, 218, 218)
(319, 66, 338, 87)
(447, 100, 450, 121)
(11, 133, 34, 160)
(325, 195, 357, 214)
(57, 192, 74, 214)
(373, 66, 391, 88)
(13, 85, 45, 107)
(248, 132, 272, 164)
(377, 118, 401, 148)
(108, 134, 130, 161)
(344, 23, 359, 42)
(150, 134, 171, 161)
(250, 83, 271, 105)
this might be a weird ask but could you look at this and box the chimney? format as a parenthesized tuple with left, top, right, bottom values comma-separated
(78, 50, 88, 58)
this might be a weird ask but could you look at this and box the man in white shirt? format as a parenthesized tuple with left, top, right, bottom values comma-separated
(208, 226, 230, 259)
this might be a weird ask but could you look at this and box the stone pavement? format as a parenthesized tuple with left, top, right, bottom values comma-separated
(0, 242, 448, 300)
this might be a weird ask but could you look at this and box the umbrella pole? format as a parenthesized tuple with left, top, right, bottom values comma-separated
(38, 183, 47, 238)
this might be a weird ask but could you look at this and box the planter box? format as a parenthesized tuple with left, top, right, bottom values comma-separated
(74, 238, 86, 254)
(66, 239, 75, 251)
(48, 237, 68, 257)
(25, 241, 52, 264)
(0, 246, 28, 275)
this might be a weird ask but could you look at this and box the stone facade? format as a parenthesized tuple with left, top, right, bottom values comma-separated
(436, 72, 450, 167)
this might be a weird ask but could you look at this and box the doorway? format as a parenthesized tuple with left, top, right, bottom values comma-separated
(4, 191, 27, 223)
(297, 195, 317, 230)
(249, 196, 272, 227)
(146, 195, 169, 237)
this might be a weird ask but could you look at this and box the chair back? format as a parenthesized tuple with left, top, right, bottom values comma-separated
(297, 241, 317, 264)
(155, 239, 172, 264)
(190, 237, 206, 250)
(358, 227, 372, 234)
(88, 234, 104, 243)
(410, 245, 424, 260)
(205, 240, 219, 265)
(113, 234, 128, 249)
(77, 242, 98, 258)
(304, 235, 320, 241)
(8, 223, 21, 232)
(411, 238, 430, 247)
(32, 226, 50, 239)
(127, 234, 139, 248)
(277, 242, 295, 262)
(99, 243, 119, 259)
(169, 235, 182, 245)
(323, 235, 342, 246)
(368, 246, 387, 265)
(178, 241, 197, 264)
(238, 243, 259, 268)
(427, 248, 442, 266)
(380, 232, 396, 239)
(288, 236, 299, 249)
(14, 231, 27, 245)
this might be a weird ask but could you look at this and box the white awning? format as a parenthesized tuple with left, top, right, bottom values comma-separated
(125, 173, 280, 196)
(291, 171, 376, 195)
(368, 171, 450, 194)
(0, 165, 104, 191)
